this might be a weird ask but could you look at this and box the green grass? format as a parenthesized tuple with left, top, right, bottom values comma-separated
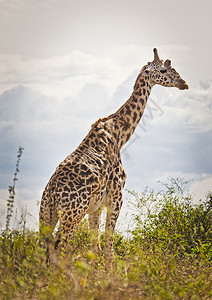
(1, 183, 212, 299)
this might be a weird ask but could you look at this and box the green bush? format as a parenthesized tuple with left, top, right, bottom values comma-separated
(129, 184, 212, 260)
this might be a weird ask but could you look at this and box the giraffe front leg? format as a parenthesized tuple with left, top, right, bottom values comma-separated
(88, 208, 102, 257)
(104, 195, 123, 270)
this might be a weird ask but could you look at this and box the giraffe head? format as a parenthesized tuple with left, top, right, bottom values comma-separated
(141, 48, 189, 90)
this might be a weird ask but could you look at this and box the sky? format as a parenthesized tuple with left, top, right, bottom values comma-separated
(0, 0, 211, 230)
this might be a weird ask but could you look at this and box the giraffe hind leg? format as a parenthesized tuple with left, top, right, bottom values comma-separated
(39, 191, 59, 265)
(88, 208, 102, 257)
(53, 210, 87, 256)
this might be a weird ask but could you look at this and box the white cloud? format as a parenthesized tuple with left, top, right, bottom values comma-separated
(190, 176, 212, 202)
(0, 44, 195, 99)
(0, 50, 133, 99)
(124, 171, 212, 203)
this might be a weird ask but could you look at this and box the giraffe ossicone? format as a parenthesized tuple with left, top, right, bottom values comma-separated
(39, 48, 188, 269)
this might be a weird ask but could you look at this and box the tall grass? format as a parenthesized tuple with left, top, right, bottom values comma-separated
(5, 146, 24, 231)
(0, 179, 211, 299)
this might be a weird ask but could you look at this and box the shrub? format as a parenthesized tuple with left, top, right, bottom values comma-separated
(129, 179, 212, 259)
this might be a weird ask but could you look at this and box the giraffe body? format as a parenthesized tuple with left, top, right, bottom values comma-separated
(39, 48, 188, 268)
(40, 119, 126, 265)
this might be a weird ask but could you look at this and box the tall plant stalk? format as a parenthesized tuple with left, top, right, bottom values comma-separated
(5, 146, 24, 231)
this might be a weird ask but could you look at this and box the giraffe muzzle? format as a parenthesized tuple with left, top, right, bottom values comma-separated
(177, 80, 189, 90)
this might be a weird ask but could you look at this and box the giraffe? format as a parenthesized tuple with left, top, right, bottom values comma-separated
(39, 48, 188, 268)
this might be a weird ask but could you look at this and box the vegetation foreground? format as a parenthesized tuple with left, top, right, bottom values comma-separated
(0, 181, 212, 300)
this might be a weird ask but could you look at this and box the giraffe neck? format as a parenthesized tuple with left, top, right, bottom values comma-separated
(102, 73, 154, 150)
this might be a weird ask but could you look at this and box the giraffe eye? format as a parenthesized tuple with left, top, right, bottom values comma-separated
(160, 69, 167, 74)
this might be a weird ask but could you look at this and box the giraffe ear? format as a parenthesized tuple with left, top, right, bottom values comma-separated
(164, 59, 171, 68)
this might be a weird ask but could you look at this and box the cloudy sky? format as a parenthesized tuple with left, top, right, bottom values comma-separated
(0, 0, 211, 230)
